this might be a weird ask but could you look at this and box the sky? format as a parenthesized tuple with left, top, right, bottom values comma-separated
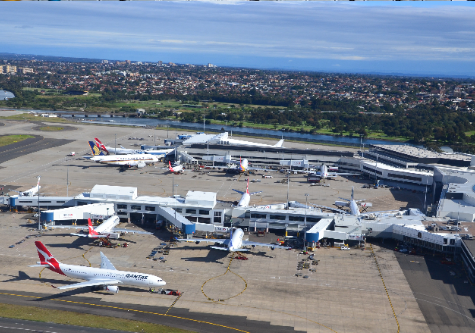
(1, 1, 475, 77)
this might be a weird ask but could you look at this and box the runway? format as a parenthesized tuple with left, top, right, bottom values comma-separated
(0, 134, 73, 164)
(0, 317, 131, 333)
(0, 290, 298, 333)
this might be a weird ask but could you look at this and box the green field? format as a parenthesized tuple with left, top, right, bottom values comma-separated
(0, 135, 34, 147)
(0, 303, 192, 333)
(0, 113, 71, 123)
(39, 126, 64, 131)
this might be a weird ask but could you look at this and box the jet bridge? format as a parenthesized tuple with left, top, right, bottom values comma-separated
(157, 206, 196, 234)
(40, 203, 115, 223)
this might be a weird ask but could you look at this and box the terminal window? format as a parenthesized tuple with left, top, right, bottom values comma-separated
(306, 217, 321, 223)
(270, 215, 286, 220)
(199, 209, 210, 215)
(117, 204, 127, 209)
(251, 213, 267, 219)
(289, 216, 305, 222)
(145, 206, 156, 211)
(131, 205, 142, 210)
(186, 209, 196, 214)
(175, 208, 182, 213)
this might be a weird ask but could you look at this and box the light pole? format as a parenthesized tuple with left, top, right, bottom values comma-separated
(304, 193, 309, 249)
(37, 175, 40, 231)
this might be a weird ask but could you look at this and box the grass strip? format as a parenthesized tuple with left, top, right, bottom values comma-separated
(0, 135, 34, 147)
(39, 126, 64, 131)
(0, 303, 192, 333)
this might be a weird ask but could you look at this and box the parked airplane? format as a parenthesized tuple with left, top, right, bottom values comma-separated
(232, 179, 262, 207)
(177, 228, 289, 252)
(30, 241, 166, 293)
(13, 176, 41, 197)
(50, 216, 153, 239)
(87, 142, 159, 168)
(207, 157, 272, 174)
(204, 132, 285, 148)
(334, 186, 398, 216)
(168, 161, 184, 174)
(316, 165, 359, 179)
(95, 137, 174, 158)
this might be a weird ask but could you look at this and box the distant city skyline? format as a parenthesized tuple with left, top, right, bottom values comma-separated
(1, 2, 475, 77)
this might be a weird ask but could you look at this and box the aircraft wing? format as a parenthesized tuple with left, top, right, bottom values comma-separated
(176, 238, 227, 245)
(112, 228, 153, 235)
(232, 189, 245, 195)
(56, 279, 122, 290)
(241, 241, 290, 249)
(336, 172, 360, 176)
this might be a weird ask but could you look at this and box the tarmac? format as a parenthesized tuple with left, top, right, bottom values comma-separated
(0, 118, 464, 332)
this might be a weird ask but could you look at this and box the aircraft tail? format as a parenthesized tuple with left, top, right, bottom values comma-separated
(94, 138, 109, 155)
(34, 241, 64, 275)
(273, 139, 284, 148)
(168, 161, 174, 172)
(87, 218, 99, 237)
(88, 141, 106, 156)
(246, 178, 249, 194)
(351, 186, 354, 201)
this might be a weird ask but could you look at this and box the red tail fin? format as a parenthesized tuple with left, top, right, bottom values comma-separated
(34, 241, 64, 275)
(88, 218, 99, 236)
(94, 138, 109, 154)
(169, 161, 174, 172)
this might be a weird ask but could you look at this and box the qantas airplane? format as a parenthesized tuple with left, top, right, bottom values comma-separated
(232, 179, 262, 207)
(50, 216, 153, 239)
(207, 157, 272, 174)
(177, 227, 289, 252)
(95, 137, 174, 158)
(168, 161, 184, 174)
(30, 241, 166, 293)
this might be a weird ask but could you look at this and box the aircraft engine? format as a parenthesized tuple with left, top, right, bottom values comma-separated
(104, 285, 119, 294)
(195, 241, 201, 244)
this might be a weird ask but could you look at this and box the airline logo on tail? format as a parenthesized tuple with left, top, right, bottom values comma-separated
(87, 218, 99, 237)
(168, 161, 174, 172)
(88, 141, 106, 156)
(94, 138, 109, 154)
(35, 241, 64, 275)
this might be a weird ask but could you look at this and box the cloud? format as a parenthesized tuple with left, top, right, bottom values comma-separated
(0, 2, 474, 67)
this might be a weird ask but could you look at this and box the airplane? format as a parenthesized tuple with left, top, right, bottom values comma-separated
(95, 137, 174, 158)
(168, 161, 184, 174)
(206, 157, 272, 174)
(87, 142, 159, 168)
(315, 165, 359, 180)
(49, 216, 153, 239)
(232, 179, 262, 207)
(204, 132, 285, 148)
(30, 241, 166, 293)
(177, 227, 289, 252)
(334, 186, 399, 217)
(12, 176, 41, 196)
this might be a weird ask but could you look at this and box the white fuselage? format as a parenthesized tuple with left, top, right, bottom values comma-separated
(21, 185, 40, 196)
(349, 200, 360, 216)
(143, 148, 174, 157)
(170, 164, 183, 173)
(237, 193, 251, 207)
(105, 146, 142, 155)
(91, 154, 158, 166)
(58, 263, 166, 289)
(95, 216, 120, 234)
(227, 228, 244, 252)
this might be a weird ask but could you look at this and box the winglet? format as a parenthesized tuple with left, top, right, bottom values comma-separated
(87, 218, 99, 236)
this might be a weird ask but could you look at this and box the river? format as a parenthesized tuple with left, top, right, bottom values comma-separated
(8, 108, 413, 147)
